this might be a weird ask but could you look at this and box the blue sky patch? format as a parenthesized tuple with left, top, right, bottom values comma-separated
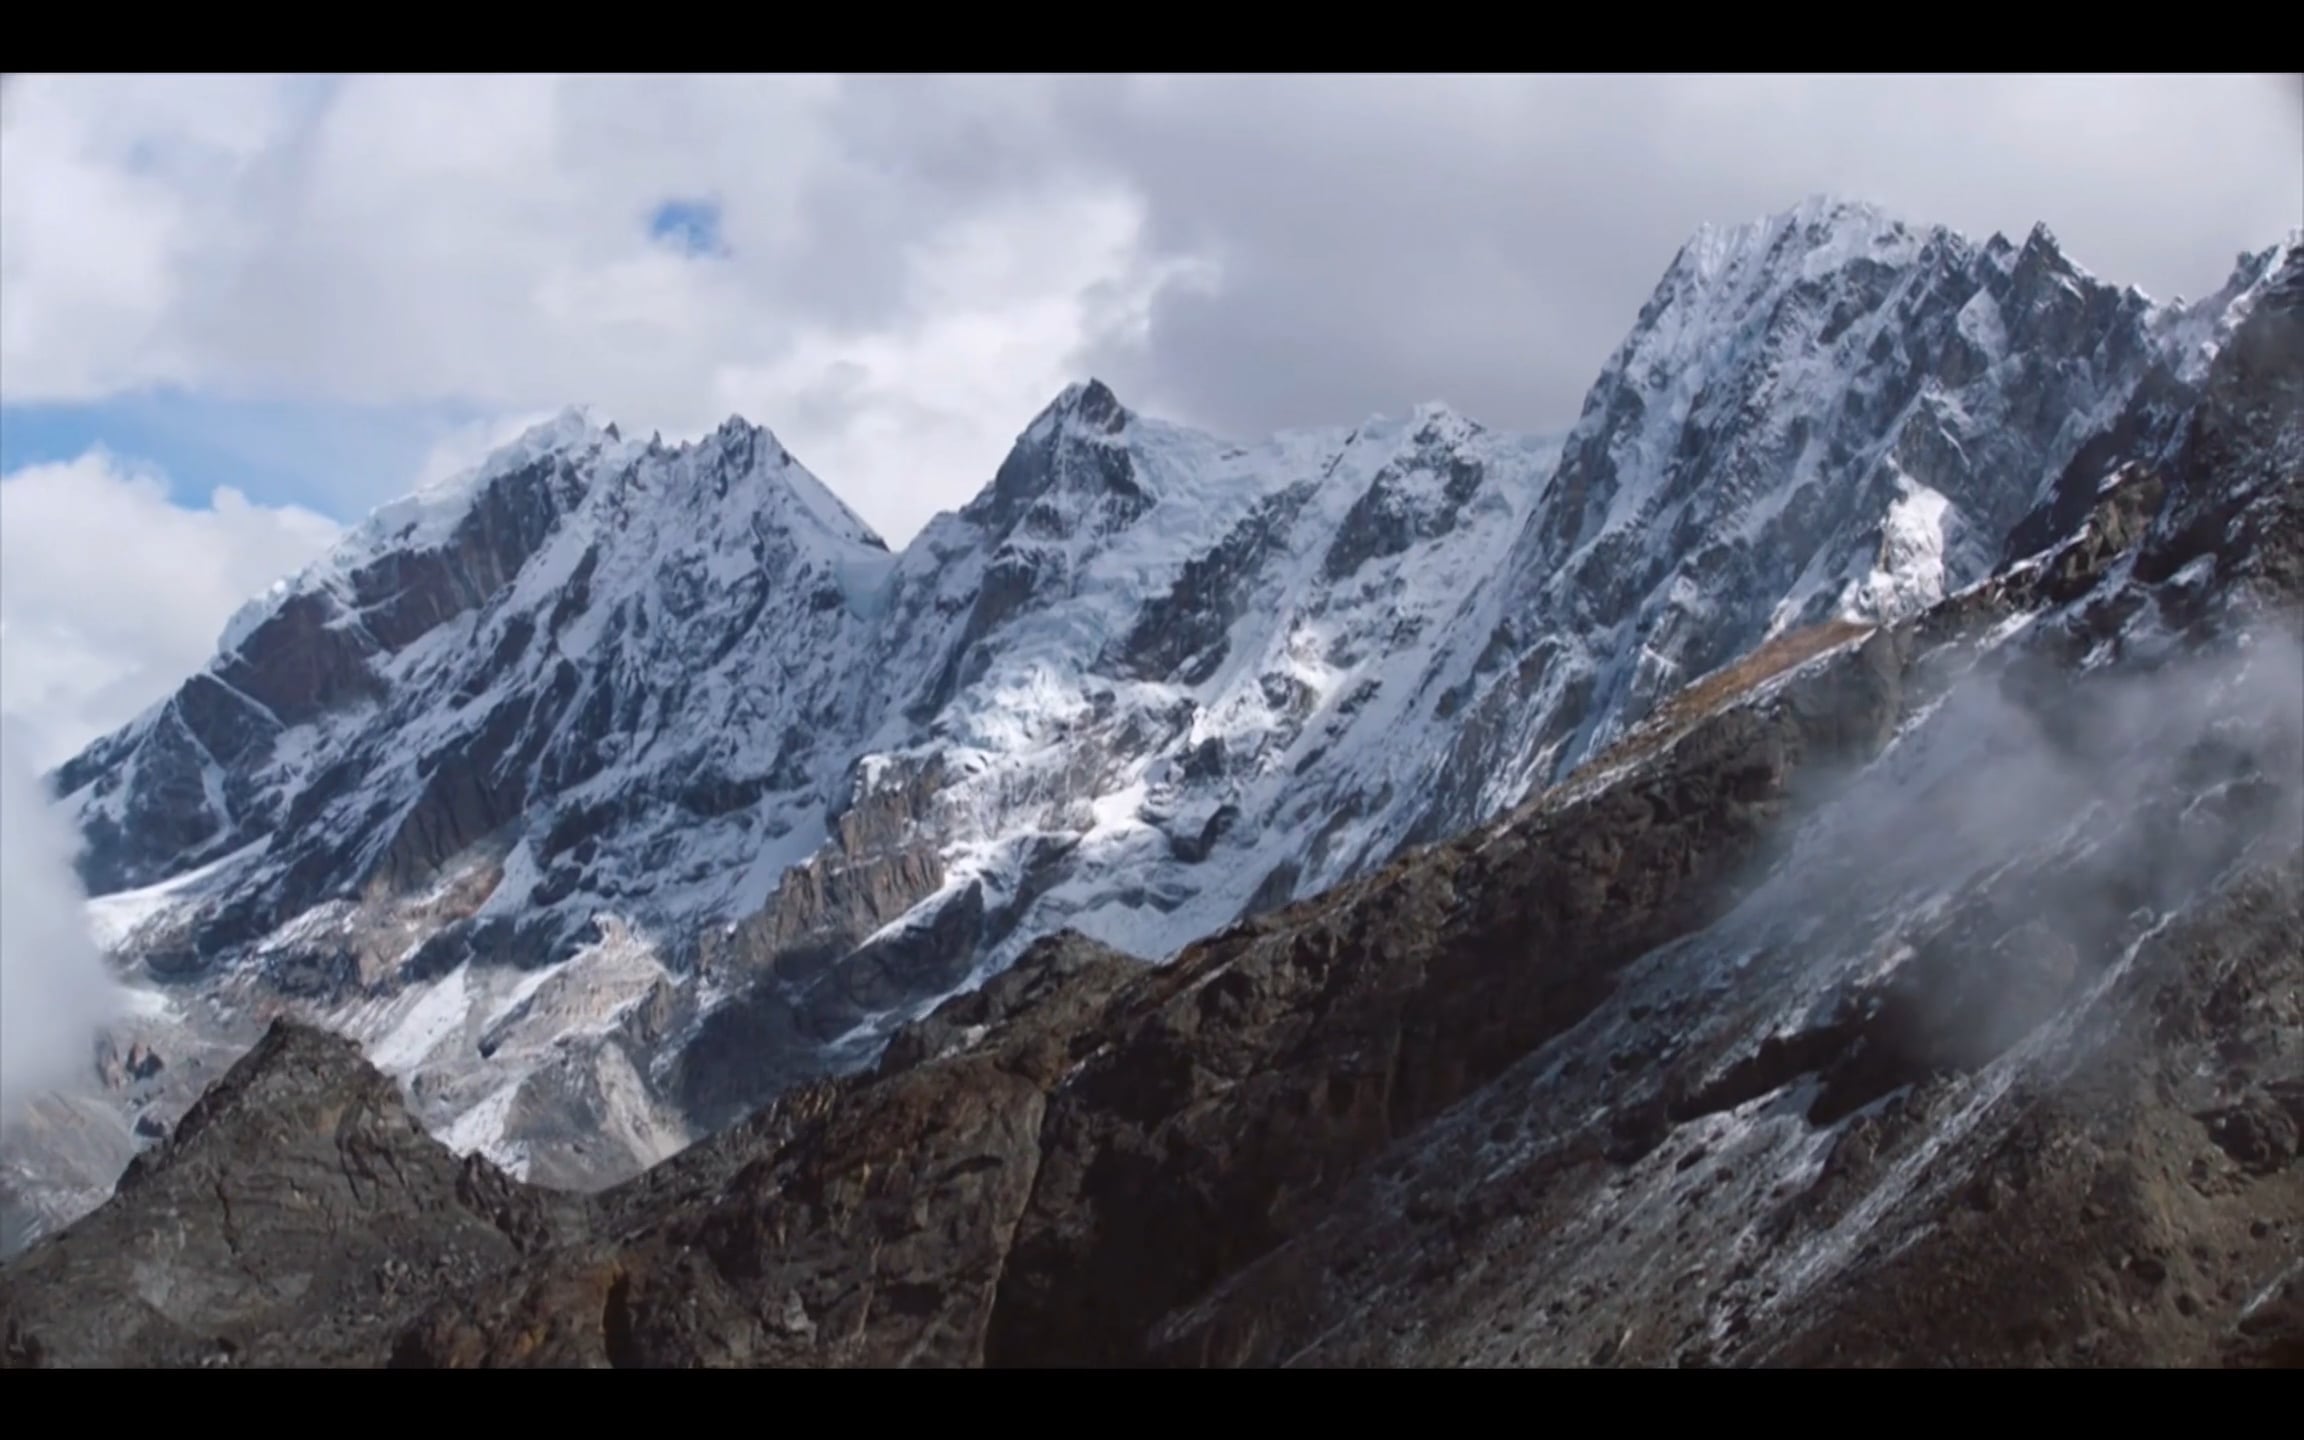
(0, 392, 501, 520)
(647, 198, 729, 259)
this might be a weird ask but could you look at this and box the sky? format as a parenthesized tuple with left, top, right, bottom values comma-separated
(0, 72, 2299, 774)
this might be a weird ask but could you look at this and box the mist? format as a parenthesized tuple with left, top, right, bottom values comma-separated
(0, 717, 119, 1128)
(1707, 619, 2304, 1078)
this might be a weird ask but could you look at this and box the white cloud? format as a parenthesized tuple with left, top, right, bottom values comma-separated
(0, 449, 339, 770)
(0, 715, 118, 1126)
(710, 186, 1214, 540)
(1, 74, 2296, 546)
(0, 74, 1172, 545)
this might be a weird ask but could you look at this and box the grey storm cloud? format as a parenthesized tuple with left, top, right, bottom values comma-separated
(811, 73, 2304, 442)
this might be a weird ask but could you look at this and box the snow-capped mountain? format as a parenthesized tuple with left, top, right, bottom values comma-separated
(15, 199, 2294, 1241)
(8, 229, 2298, 1368)
(1412, 200, 2294, 827)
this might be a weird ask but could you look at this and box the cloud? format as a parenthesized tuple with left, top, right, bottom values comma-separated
(2, 75, 2297, 546)
(1052, 73, 2304, 439)
(0, 449, 338, 770)
(707, 185, 1209, 541)
(0, 75, 1177, 544)
(0, 715, 118, 1127)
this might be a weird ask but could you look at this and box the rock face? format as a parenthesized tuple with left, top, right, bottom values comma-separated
(1410, 205, 2292, 842)
(0, 1023, 578, 1368)
(6, 201, 2298, 1290)
(4, 235, 2298, 1365)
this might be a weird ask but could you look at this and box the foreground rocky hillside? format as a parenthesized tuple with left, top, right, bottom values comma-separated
(4, 233, 2299, 1365)
(6, 203, 2294, 1249)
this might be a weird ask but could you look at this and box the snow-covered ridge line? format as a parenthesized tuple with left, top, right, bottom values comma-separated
(191, 201, 2293, 695)
(35, 198, 2297, 1212)
(213, 405, 889, 663)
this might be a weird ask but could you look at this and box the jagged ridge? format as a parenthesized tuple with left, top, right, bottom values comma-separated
(21, 201, 2298, 1231)
(6, 309, 2298, 1360)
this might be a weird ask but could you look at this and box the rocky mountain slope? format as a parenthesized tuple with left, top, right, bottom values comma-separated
(3, 232, 2297, 1363)
(4, 199, 2296, 1286)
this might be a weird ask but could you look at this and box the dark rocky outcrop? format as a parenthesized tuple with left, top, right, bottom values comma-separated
(0, 1023, 580, 1367)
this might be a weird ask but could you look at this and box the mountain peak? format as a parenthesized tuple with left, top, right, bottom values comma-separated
(505, 405, 612, 464)
(1712, 193, 1899, 239)
(1039, 377, 1130, 437)
(361, 408, 609, 536)
(1786, 192, 1894, 229)
(669, 413, 885, 554)
(2008, 218, 2099, 288)
(1409, 400, 1482, 443)
(1670, 196, 1917, 291)
(212, 407, 616, 657)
